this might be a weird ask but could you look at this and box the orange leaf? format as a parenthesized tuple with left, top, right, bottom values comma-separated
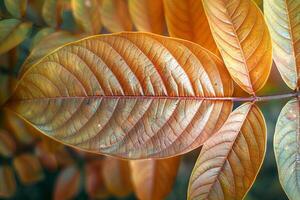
(130, 157, 180, 200)
(164, 0, 218, 55)
(203, 0, 272, 94)
(13, 153, 44, 185)
(101, 0, 133, 32)
(7, 32, 233, 159)
(129, 0, 164, 34)
(188, 103, 266, 200)
(264, 0, 300, 90)
(53, 166, 81, 200)
(35, 141, 58, 171)
(102, 157, 132, 197)
(85, 160, 110, 199)
(0, 166, 16, 198)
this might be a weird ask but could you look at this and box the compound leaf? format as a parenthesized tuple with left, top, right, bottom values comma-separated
(264, 0, 300, 90)
(188, 103, 266, 200)
(274, 99, 300, 200)
(203, 0, 272, 94)
(7, 32, 233, 159)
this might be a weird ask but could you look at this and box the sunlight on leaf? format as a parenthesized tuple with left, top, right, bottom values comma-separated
(130, 157, 180, 200)
(274, 99, 300, 200)
(7, 32, 233, 159)
(264, 0, 300, 90)
(188, 103, 266, 200)
(203, 0, 272, 94)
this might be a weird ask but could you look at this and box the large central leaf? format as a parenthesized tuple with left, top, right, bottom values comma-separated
(7, 32, 233, 159)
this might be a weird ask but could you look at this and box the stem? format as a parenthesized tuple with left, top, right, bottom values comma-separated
(231, 92, 298, 102)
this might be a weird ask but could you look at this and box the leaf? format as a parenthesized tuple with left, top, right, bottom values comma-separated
(4, 0, 27, 18)
(53, 166, 81, 200)
(253, 0, 263, 9)
(203, 0, 272, 94)
(0, 165, 16, 198)
(0, 19, 32, 55)
(71, 0, 102, 34)
(30, 28, 56, 50)
(42, 0, 63, 28)
(188, 103, 266, 200)
(7, 32, 233, 159)
(20, 31, 81, 77)
(264, 0, 300, 90)
(130, 157, 180, 200)
(102, 157, 132, 197)
(85, 160, 110, 199)
(128, 0, 164, 34)
(164, 0, 218, 55)
(101, 0, 133, 32)
(4, 110, 34, 145)
(274, 99, 300, 200)
(35, 141, 58, 171)
(13, 153, 44, 185)
(0, 130, 16, 158)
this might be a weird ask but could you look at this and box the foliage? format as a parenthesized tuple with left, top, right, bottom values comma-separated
(0, 0, 299, 200)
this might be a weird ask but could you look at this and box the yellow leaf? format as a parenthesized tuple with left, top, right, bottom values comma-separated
(129, 0, 164, 34)
(71, 0, 102, 34)
(13, 153, 44, 185)
(42, 0, 63, 28)
(274, 99, 300, 200)
(101, 0, 133, 32)
(264, 0, 300, 90)
(102, 157, 132, 197)
(188, 103, 266, 200)
(130, 157, 180, 200)
(0, 19, 32, 55)
(164, 0, 219, 55)
(4, 0, 27, 18)
(7, 32, 233, 159)
(203, 0, 272, 94)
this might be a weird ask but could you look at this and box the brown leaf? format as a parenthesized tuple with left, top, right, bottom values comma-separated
(203, 0, 272, 94)
(188, 103, 267, 200)
(7, 32, 233, 159)
(85, 160, 110, 199)
(164, 0, 218, 55)
(101, 0, 133, 32)
(129, 0, 164, 34)
(0, 129, 16, 158)
(13, 153, 44, 185)
(42, 0, 63, 28)
(0, 165, 16, 198)
(54, 166, 81, 200)
(102, 157, 132, 197)
(130, 157, 180, 200)
(264, 0, 300, 90)
(35, 141, 58, 171)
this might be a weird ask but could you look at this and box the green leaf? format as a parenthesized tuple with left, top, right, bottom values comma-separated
(4, 0, 27, 18)
(274, 99, 300, 200)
